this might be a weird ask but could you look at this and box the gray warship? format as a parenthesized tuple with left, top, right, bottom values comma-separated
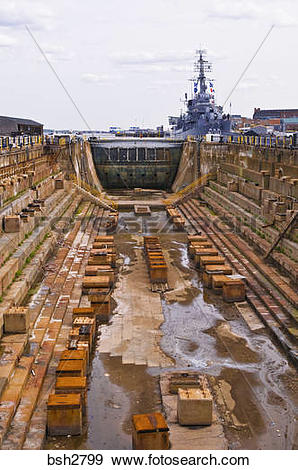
(169, 49, 231, 138)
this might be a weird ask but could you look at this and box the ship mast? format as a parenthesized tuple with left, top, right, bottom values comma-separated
(198, 50, 206, 94)
(194, 49, 212, 96)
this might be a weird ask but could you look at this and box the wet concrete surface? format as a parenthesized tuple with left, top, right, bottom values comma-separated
(45, 210, 298, 450)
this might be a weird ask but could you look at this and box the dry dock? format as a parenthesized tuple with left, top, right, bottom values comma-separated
(0, 138, 297, 450)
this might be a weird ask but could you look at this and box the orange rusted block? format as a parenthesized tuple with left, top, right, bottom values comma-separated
(91, 301, 110, 316)
(85, 266, 115, 284)
(67, 340, 90, 365)
(211, 274, 230, 293)
(188, 242, 213, 257)
(223, 279, 246, 302)
(87, 288, 110, 303)
(132, 413, 170, 450)
(82, 275, 110, 289)
(203, 265, 233, 288)
(60, 349, 88, 375)
(149, 264, 167, 283)
(194, 248, 218, 265)
(55, 376, 87, 412)
(199, 256, 225, 269)
(88, 254, 113, 266)
(56, 359, 85, 377)
(173, 216, 185, 228)
(94, 235, 114, 243)
(187, 235, 206, 243)
(92, 242, 115, 250)
(47, 393, 82, 436)
(73, 307, 96, 320)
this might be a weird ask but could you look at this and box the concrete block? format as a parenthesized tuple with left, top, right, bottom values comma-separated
(3, 215, 21, 233)
(47, 393, 82, 436)
(177, 387, 213, 426)
(0, 258, 19, 294)
(132, 413, 170, 450)
(3, 307, 29, 333)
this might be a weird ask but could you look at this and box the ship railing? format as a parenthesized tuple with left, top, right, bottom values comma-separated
(0, 135, 43, 153)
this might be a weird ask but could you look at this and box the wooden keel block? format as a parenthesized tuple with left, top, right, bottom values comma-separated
(203, 265, 233, 288)
(72, 307, 96, 320)
(223, 279, 246, 302)
(132, 413, 170, 450)
(47, 393, 82, 436)
(55, 377, 87, 413)
(59, 349, 88, 375)
(56, 359, 85, 377)
(199, 256, 225, 269)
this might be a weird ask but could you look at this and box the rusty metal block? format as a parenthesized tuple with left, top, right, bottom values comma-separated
(132, 413, 170, 450)
(47, 393, 82, 436)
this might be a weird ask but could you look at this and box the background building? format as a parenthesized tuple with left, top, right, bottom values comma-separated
(0, 116, 43, 136)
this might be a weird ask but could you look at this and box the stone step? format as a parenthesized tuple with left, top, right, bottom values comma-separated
(0, 356, 34, 447)
(2, 205, 102, 449)
(0, 200, 91, 448)
(23, 207, 104, 449)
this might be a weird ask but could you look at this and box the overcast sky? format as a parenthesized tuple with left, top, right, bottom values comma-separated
(0, 0, 297, 130)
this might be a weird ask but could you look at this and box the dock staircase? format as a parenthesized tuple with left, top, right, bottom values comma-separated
(71, 175, 117, 212)
(164, 172, 215, 207)
(264, 210, 297, 260)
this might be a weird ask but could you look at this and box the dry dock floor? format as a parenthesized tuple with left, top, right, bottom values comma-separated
(44, 209, 297, 450)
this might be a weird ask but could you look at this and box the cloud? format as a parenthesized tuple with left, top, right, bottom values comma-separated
(0, 1, 55, 30)
(0, 34, 16, 47)
(112, 50, 194, 66)
(42, 44, 74, 62)
(81, 73, 111, 83)
(237, 78, 259, 90)
(111, 49, 228, 74)
(206, 0, 297, 27)
(207, 0, 261, 21)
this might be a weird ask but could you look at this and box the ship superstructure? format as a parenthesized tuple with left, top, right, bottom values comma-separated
(169, 49, 231, 138)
